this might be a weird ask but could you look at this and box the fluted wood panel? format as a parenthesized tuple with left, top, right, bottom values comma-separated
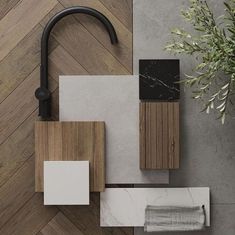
(140, 102, 180, 169)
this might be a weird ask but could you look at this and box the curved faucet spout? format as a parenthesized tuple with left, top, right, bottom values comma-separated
(35, 6, 118, 119)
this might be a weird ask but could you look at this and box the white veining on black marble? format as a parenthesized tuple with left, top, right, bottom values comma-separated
(139, 60, 180, 100)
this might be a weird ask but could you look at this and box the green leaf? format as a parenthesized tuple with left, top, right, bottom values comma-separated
(164, 0, 235, 124)
(221, 112, 226, 124)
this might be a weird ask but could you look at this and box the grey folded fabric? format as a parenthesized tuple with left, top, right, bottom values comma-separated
(144, 205, 206, 232)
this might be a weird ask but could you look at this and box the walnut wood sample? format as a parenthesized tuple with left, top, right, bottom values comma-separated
(35, 121, 105, 192)
(140, 102, 179, 169)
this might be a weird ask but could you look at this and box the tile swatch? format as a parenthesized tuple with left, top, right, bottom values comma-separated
(100, 187, 210, 227)
(139, 59, 180, 100)
(44, 161, 89, 205)
(59, 76, 169, 184)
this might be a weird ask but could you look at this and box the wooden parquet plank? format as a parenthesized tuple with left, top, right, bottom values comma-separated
(0, 0, 20, 20)
(59, 193, 133, 235)
(38, 212, 84, 235)
(49, 45, 88, 82)
(59, 0, 133, 73)
(0, 82, 58, 188)
(0, 157, 35, 228)
(0, 25, 42, 103)
(0, 111, 38, 187)
(0, 0, 58, 62)
(99, 0, 132, 31)
(39, 3, 64, 28)
(0, 67, 57, 145)
(0, 193, 58, 235)
(40, 6, 129, 75)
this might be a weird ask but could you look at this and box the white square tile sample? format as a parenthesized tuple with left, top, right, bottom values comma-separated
(44, 161, 89, 205)
(100, 187, 210, 227)
(59, 76, 169, 184)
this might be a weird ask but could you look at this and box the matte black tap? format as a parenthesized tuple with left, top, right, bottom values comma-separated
(35, 6, 118, 119)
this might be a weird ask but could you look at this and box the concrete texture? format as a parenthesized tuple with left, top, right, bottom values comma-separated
(133, 0, 235, 234)
(59, 76, 169, 184)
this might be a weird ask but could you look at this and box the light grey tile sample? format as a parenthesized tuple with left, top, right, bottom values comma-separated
(44, 161, 89, 205)
(134, 204, 235, 235)
(59, 76, 169, 184)
(100, 187, 210, 227)
(133, 0, 235, 203)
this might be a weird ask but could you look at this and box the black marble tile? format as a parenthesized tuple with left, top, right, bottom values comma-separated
(139, 59, 180, 100)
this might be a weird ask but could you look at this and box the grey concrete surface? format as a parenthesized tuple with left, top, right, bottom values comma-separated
(60, 76, 169, 184)
(133, 0, 235, 234)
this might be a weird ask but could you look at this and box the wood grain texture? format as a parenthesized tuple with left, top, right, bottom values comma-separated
(140, 102, 180, 169)
(0, 25, 41, 103)
(0, 157, 35, 228)
(59, 0, 133, 73)
(59, 193, 133, 235)
(0, 0, 133, 233)
(99, 0, 132, 31)
(52, 16, 129, 75)
(35, 121, 105, 192)
(0, 0, 57, 61)
(39, 212, 84, 235)
(49, 45, 88, 82)
(0, 193, 58, 235)
(0, 0, 20, 20)
(0, 111, 38, 187)
(0, 67, 57, 145)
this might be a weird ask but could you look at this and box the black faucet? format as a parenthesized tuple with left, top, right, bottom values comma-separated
(35, 6, 118, 119)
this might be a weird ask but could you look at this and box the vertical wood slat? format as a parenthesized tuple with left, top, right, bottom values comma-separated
(139, 103, 146, 169)
(162, 104, 169, 168)
(168, 103, 174, 168)
(156, 103, 163, 169)
(150, 103, 157, 168)
(145, 103, 152, 169)
(93, 122, 105, 192)
(139, 102, 180, 169)
(35, 121, 105, 192)
(173, 102, 180, 168)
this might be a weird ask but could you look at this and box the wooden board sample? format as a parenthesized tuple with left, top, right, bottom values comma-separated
(140, 102, 179, 169)
(35, 121, 105, 192)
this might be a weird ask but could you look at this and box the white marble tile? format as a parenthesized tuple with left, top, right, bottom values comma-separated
(44, 161, 89, 205)
(100, 187, 210, 227)
(59, 76, 169, 184)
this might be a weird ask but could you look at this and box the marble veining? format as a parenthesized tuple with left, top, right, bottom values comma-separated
(100, 187, 210, 227)
(139, 60, 180, 100)
(59, 76, 169, 184)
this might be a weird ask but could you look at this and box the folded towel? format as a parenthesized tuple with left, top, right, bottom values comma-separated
(144, 205, 206, 232)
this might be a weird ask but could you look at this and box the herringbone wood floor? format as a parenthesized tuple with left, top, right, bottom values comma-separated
(0, 0, 133, 234)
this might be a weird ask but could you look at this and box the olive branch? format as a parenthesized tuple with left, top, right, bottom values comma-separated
(165, 0, 235, 124)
